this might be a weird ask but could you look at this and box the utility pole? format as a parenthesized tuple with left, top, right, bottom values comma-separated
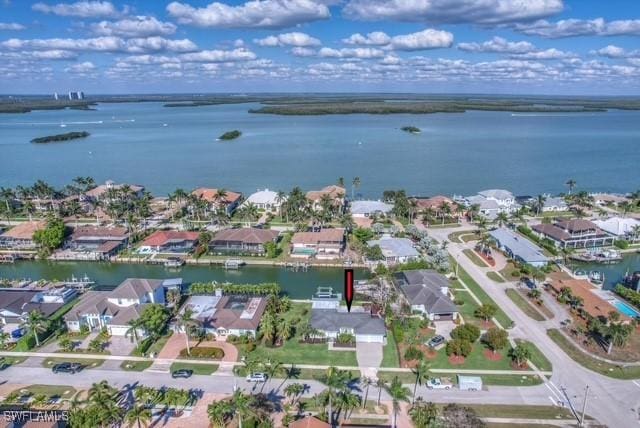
(580, 385, 590, 427)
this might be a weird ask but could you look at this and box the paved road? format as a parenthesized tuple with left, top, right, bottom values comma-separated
(430, 225, 640, 427)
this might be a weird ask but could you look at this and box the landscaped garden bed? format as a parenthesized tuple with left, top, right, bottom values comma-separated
(179, 346, 225, 359)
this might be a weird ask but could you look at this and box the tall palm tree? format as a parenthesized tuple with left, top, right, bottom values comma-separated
(351, 177, 360, 200)
(412, 360, 431, 404)
(535, 194, 547, 216)
(284, 383, 305, 405)
(177, 308, 196, 355)
(386, 376, 411, 428)
(337, 177, 345, 187)
(21, 310, 48, 347)
(231, 389, 256, 428)
(376, 378, 385, 406)
(124, 403, 152, 428)
(208, 400, 233, 427)
(125, 319, 144, 347)
(566, 179, 576, 195)
(360, 377, 373, 408)
(495, 211, 509, 227)
(321, 367, 351, 425)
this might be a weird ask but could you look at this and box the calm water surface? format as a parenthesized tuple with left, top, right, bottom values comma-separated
(574, 253, 640, 290)
(1, 102, 639, 196)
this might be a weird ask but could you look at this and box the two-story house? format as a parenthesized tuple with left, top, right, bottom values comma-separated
(291, 228, 345, 259)
(532, 219, 614, 249)
(191, 188, 243, 216)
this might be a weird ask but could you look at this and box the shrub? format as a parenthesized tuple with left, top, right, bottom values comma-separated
(445, 338, 472, 357)
(451, 324, 481, 343)
(245, 342, 256, 352)
(404, 346, 423, 361)
(179, 347, 225, 359)
(614, 240, 629, 249)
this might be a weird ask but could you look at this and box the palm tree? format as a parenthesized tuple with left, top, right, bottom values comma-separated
(231, 389, 256, 428)
(386, 376, 411, 428)
(351, 177, 360, 200)
(125, 403, 152, 428)
(412, 360, 431, 404)
(410, 399, 439, 428)
(321, 367, 351, 425)
(284, 383, 304, 405)
(275, 190, 287, 218)
(125, 319, 144, 347)
(495, 211, 509, 227)
(566, 179, 576, 195)
(360, 377, 373, 408)
(177, 308, 196, 355)
(208, 400, 233, 427)
(376, 378, 385, 406)
(21, 310, 48, 347)
(337, 177, 345, 187)
(536, 194, 547, 216)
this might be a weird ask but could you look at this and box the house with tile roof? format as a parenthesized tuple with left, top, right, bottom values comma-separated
(241, 189, 284, 212)
(83, 180, 145, 202)
(0, 221, 47, 250)
(138, 230, 200, 254)
(532, 219, 614, 249)
(210, 227, 279, 255)
(66, 225, 129, 259)
(306, 185, 346, 212)
(64, 278, 180, 336)
(291, 228, 345, 259)
(393, 270, 459, 321)
(191, 187, 243, 215)
(288, 415, 330, 428)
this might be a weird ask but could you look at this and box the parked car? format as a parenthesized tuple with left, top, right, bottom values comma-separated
(426, 335, 446, 348)
(11, 328, 24, 339)
(171, 369, 193, 379)
(52, 362, 83, 374)
(426, 378, 452, 390)
(246, 372, 267, 382)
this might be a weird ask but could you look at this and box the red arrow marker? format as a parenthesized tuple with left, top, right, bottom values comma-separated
(344, 268, 354, 312)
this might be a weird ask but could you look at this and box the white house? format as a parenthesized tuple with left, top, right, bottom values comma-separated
(367, 237, 420, 266)
(594, 217, 640, 242)
(462, 189, 518, 219)
(242, 189, 284, 212)
(350, 200, 394, 218)
(542, 196, 568, 212)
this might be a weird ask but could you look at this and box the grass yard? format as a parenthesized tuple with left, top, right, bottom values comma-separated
(451, 289, 487, 329)
(42, 357, 104, 369)
(120, 360, 153, 371)
(376, 371, 541, 386)
(12, 384, 77, 401)
(427, 344, 529, 371)
(456, 264, 514, 328)
(170, 362, 219, 375)
(243, 303, 358, 366)
(463, 249, 489, 267)
(450, 404, 581, 420)
(448, 231, 479, 243)
(0, 356, 26, 368)
(515, 340, 552, 372)
(505, 289, 545, 321)
(547, 329, 640, 379)
(486, 271, 505, 283)
(381, 331, 400, 368)
(499, 262, 522, 280)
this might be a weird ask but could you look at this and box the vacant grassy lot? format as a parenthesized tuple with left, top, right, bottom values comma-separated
(42, 357, 104, 369)
(547, 329, 640, 379)
(120, 360, 153, 371)
(170, 362, 219, 375)
(505, 289, 545, 321)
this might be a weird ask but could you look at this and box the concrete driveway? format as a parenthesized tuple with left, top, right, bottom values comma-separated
(356, 342, 382, 369)
(434, 320, 457, 340)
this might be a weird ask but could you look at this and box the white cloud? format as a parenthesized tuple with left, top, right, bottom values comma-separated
(318, 47, 385, 59)
(0, 22, 26, 30)
(179, 48, 256, 62)
(512, 48, 575, 60)
(167, 0, 331, 29)
(515, 18, 640, 38)
(65, 61, 96, 73)
(254, 32, 320, 47)
(380, 54, 401, 65)
(591, 45, 640, 59)
(458, 36, 534, 54)
(32, 1, 121, 18)
(290, 47, 316, 57)
(91, 16, 177, 38)
(390, 28, 453, 51)
(343, 0, 563, 25)
(0, 49, 78, 60)
(119, 55, 180, 64)
(1, 36, 198, 53)
(342, 31, 390, 46)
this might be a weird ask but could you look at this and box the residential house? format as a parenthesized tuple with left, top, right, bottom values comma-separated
(460, 189, 518, 219)
(393, 270, 459, 321)
(138, 230, 200, 254)
(84, 180, 144, 203)
(288, 415, 331, 428)
(532, 219, 614, 249)
(64, 278, 179, 336)
(0, 288, 77, 326)
(542, 197, 568, 212)
(591, 193, 629, 207)
(310, 288, 386, 344)
(210, 228, 279, 255)
(242, 189, 284, 212)
(594, 217, 640, 242)
(367, 237, 420, 266)
(66, 225, 129, 259)
(350, 200, 393, 218)
(306, 185, 346, 212)
(291, 228, 345, 259)
(414, 195, 459, 217)
(191, 188, 243, 216)
(0, 221, 46, 250)
(181, 292, 267, 337)
(489, 228, 549, 267)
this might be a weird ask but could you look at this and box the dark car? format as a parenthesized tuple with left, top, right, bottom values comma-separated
(171, 369, 193, 379)
(52, 362, 83, 374)
(427, 335, 446, 348)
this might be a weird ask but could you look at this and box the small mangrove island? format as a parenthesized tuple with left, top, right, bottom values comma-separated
(30, 131, 90, 144)
(401, 126, 421, 134)
(218, 130, 242, 140)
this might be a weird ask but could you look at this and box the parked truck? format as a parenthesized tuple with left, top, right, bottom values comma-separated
(457, 375, 483, 391)
(426, 378, 453, 390)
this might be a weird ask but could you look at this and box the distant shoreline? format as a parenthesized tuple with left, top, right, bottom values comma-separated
(31, 131, 90, 144)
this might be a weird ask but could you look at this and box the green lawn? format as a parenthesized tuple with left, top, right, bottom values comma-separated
(463, 249, 488, 267)
(120, 360, 153, 371)
(376, 371, 541, 386)
(451, 289, 485, 328)
(42, 357, 104, 369)
(427, 344, 530, 371)
(381, 331, 400, 368)
(486, 272, 505, 283)
(547, 329, 640, 379)
(14, 384, 77, 400)
(447, 404, 580, 420)
(0, 356, 26, 368)
(505, 289, 545, 321)
(456, 264, 514, 328)
(243, 303, 358, 366)
(448, 231, 479, 243)
(515, 340, 552, 372)
(170, 362, 219, 375)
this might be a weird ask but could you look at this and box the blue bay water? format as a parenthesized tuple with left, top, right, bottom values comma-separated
(0, 102, 639, 197)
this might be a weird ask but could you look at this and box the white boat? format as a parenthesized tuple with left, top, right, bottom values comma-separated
(164, 257, 185, 268)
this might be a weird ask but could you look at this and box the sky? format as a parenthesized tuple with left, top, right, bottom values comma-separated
(1, 0, 639, 95)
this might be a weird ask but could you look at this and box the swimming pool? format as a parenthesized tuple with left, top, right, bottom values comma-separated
(613, 299, 640, 319)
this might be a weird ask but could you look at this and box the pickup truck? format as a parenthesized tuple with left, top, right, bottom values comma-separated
(426, 378, 452, 390)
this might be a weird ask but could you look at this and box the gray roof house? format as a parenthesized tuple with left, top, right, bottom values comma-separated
(367, 237, 420, 266)
(310, 288, 386, 344)
(350, 200, 393, 218)
(489, 228, 549, 267)
(393, 270, 458, 321)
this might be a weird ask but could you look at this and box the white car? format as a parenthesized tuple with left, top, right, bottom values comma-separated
(246, 372, 267, 382)
(426, 378, 452, 390)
